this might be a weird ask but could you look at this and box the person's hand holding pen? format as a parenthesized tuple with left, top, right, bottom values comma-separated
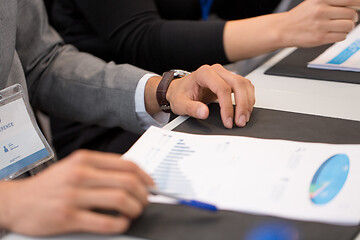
(0, 150, 154, 236)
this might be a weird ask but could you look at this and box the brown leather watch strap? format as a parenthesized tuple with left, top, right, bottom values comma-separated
(156, 70, 190, 113)
(156, 70, 176, 113)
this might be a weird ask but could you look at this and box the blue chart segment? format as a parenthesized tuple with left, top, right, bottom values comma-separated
(327, 39, 360, 65)
(309, 154, 350, 205)
(152, 139, 196, 198)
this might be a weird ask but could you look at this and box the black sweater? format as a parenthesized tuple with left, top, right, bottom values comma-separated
(52, 0, 280, 74)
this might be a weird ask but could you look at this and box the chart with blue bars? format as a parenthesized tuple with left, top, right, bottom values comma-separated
(151, 138, 196, 198)
(328, 39, 360, 65)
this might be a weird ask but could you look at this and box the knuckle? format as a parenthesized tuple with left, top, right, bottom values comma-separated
(197, 64, 211, 73)
(313, 32, 327, 43)
(245, 77, 252, 84)
(185, 103, 195, 114)
(97, 219, 119, 233)
(311, 22, 321, 35)
(311, 17, 325, 32)
(70, 150, 90, 164)
(123, 174, 140, 190)
(236, 76, 251, 86)
(114, 191, 127, 206)
(346, 21, 355, 32)
(211, 63, 223, 70)
(312, 5, 325, 18)
(54, 204, 75, 222)
(123, 160, 138, 172)
(67, 167, 87, 184)
(219, 86, 232, 96)
(62, 188, 77, 203)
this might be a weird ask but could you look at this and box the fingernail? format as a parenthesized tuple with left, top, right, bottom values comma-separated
(353, 13, 358, 22)
(226, 117, 233, 128)
(197, 107, 206, 119)
(239, 115, 246, 127)
(246, 112, 250, 122)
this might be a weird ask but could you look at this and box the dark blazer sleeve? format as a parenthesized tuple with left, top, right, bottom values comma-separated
(66, 0, 229, 73)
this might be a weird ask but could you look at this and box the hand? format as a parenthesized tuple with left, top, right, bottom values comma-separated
(166, 64, 255, 128)
(281, 0, 359, 47)
(0, 150, 154, 236)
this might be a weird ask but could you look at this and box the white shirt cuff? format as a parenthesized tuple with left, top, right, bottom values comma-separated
(135, 73, 170, 130)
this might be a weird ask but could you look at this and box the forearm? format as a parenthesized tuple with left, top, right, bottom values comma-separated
(110, 20, 228, 73)
(223, 13, 289, 62)
(224, 0, 360, 61)
(72, 0, 228, 73)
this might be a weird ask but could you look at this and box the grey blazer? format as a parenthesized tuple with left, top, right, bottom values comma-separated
(0, 0, 152, 235)
(0, 0, 154, 181)
(0, 0, 150, 136)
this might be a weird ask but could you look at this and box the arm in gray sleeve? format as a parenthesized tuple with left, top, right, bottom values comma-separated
(15, 0, 150, 134)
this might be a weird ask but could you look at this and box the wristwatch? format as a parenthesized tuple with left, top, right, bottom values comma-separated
(156, 69, 190, 113)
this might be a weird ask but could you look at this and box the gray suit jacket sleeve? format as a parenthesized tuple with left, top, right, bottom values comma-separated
(16, 0, 151, 134)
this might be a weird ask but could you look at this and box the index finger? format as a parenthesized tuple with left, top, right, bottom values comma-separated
(70, 150, 155, 186)
(211, 64, 255, 126)
(326, 0, 360, 7)
(194, 65, 234, 128)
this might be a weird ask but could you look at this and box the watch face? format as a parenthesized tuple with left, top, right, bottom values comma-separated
(160, 104, 172, 113)
(172, 69, 191, 77)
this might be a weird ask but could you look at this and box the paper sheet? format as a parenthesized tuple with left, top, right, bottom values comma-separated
(308, 25, 360, 72)
(124, 127, 360, 226)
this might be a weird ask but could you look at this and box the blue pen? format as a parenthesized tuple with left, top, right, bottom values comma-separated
(147, 187, 218, 212)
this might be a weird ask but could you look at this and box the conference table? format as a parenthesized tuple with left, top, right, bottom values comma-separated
(4, 47, 360, 240)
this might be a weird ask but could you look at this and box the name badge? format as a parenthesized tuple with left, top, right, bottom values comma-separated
(0, 85, 54, 180)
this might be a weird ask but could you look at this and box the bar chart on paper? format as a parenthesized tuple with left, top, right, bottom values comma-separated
(124, 127, 360, 225)
(124, 130, 203, 199)
(151, 139, 196, 198)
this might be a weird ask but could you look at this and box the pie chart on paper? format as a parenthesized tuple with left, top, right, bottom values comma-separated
(309, 154, 350, 205)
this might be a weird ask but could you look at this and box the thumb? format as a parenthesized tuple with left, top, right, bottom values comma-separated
(173, 97, 209, 119)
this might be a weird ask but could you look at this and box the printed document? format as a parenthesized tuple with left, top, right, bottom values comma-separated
(308, 25, 360, 72)
(124, 127, 360, 225)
